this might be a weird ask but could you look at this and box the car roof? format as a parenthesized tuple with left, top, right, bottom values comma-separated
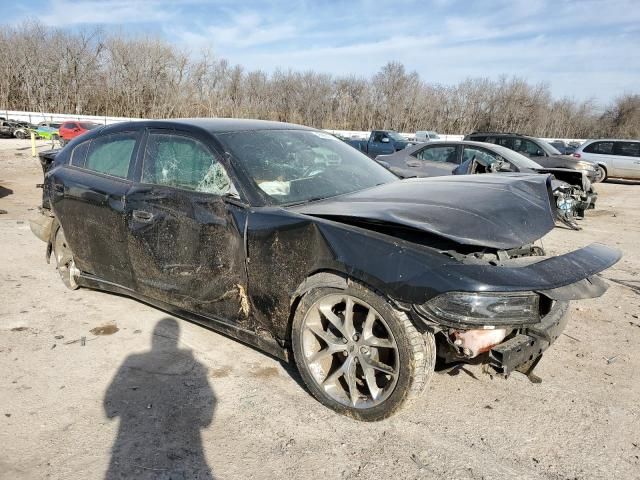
(467, 132, 535, 139)
(97, 118, 315, 136)
(582, 138, 640, 143)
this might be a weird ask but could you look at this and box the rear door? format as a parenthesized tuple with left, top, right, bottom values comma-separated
(49, 130, 140, 288)
(125, 129, 249, 325)
(612, 141, 640, 178)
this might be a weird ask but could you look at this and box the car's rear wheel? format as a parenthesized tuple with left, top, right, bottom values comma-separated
(14, 130, 25, 139)
(595, 165, 607, 183)
(292, 282, 435, 421)
(53, 226, 79, 290)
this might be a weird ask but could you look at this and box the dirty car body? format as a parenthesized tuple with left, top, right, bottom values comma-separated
(31, 119, 621, 420)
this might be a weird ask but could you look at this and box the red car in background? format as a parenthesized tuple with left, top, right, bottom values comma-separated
(59, 121, 101, 146)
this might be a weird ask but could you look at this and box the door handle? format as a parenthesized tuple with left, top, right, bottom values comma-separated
(132, 210, 154, 222)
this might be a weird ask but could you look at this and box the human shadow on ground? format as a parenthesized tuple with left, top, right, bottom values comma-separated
(0, 185, 13, 199)
(104, 317, 216, 479)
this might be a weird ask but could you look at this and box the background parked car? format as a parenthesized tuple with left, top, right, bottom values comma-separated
(346, 130, 412, 158)
(376, 140, 596, 229)
(550, 140, 577, 155)
(464, 132, 601, 182)
(35, 122, 62, 141)
(415, 131, 441, 142)
(0, 120, 35, 139)
(59, 121, 101, 145)
(573, 139, 640, 181)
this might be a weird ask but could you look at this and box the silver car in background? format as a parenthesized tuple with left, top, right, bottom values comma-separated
(573, 139, 640, 181)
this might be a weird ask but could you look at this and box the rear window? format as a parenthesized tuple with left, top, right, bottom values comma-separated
(84, 132, 137, 178)
(62, 122, 76, 129)
(584, 141, 613, 154)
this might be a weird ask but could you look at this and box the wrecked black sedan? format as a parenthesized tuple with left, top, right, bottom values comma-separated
(376, 140, 596, 230)
(30, 119, 620, 421)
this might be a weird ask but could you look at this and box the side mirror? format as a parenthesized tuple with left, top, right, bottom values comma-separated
(535, 149, 544, 156)
(381, 137, 390, 143)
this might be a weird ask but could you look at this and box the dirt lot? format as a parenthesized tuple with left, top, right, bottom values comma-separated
(1, 138, 639, 479)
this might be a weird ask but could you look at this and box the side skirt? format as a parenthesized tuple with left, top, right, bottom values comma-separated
(76, 273, 289, 362)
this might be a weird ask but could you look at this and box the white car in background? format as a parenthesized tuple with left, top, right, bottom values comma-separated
(573, 139, 640, 181)
(415, 131, 441, 142)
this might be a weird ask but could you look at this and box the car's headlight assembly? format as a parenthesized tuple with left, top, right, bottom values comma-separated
(415, 292, 540, 327)
(575, 161, 596, 172)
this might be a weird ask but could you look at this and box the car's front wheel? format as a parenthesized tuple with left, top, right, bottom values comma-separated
(292, 281, 435, 421)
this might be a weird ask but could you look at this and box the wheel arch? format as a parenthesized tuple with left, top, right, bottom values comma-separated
(285, 269, 411, 344)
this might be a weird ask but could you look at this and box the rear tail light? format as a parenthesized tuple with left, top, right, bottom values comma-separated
(573, 153, 581, 158)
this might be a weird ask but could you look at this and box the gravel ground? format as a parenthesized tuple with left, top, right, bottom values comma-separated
(1, 138, 639, 480)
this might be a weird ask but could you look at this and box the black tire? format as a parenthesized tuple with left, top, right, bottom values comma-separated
(291, 281, 435, 421)
(14, 130, 26, 139)
(59, 138, 66, 147)
(595, 165, 607, 183)
(53, 225, 79, 290)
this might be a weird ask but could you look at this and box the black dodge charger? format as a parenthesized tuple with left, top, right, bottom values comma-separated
(30, 119, 621, 421)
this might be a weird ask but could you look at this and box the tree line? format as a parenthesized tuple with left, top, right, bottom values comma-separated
(1, 21, 638, 138)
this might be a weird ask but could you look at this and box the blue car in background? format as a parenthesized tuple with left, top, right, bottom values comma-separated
(347, 130, 413, 158)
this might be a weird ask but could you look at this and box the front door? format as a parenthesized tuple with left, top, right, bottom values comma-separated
(125, 130, 249, 325)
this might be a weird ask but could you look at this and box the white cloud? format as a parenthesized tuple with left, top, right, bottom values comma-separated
(34, 0, 177, 26)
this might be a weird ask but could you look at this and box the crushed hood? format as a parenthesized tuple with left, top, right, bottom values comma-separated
(291, 174, 556, 250)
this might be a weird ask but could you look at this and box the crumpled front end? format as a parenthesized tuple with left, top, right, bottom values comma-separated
(408, 244, 619, 377)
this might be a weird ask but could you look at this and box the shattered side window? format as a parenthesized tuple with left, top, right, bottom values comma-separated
(142, 134, 233, 196)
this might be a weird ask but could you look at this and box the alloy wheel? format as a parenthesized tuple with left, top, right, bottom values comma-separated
(299, 294, 400, 408)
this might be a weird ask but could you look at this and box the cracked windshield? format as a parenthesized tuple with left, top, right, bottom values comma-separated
(218, 130, 397, 204)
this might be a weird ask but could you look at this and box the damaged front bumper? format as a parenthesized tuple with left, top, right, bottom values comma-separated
(488, 300, 569, 375)
(410, 243, 620, 376)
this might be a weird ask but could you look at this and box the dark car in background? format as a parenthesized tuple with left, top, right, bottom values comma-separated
(376, 140, 596, 229)
(30, 119, 620, 420)
(464, 132, 602, 182)
(550, 140, 578, 156)
(347, 130, 413, 158)
(0, 119, 35, 139)
(59, 121, 101, 146)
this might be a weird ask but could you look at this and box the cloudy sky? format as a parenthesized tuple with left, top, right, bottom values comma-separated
(4, 0, 639, 103)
